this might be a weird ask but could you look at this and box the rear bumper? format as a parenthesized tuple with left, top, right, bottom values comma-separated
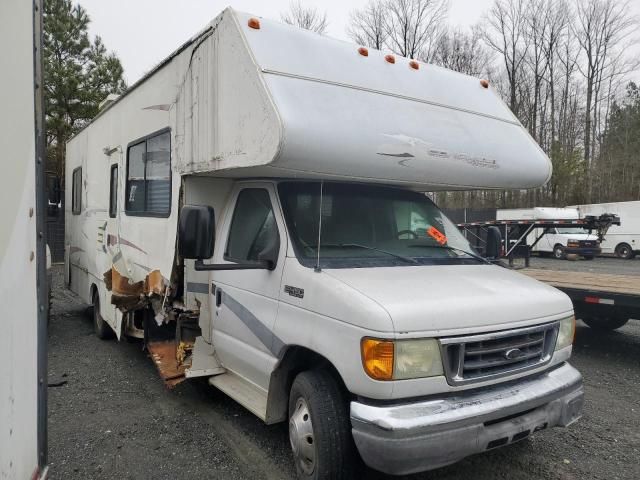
(350, 362, 584, 476)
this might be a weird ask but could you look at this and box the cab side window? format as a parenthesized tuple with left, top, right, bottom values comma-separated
(225, 189, 279, 263)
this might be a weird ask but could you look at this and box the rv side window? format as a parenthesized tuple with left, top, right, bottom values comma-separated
(225, 189, 279, 263)
(71, 167, 82, 215)
(125, 129, 171, 217)
(109, 164, 118, 218)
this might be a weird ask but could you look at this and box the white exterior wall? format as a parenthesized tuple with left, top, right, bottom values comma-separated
(571, 201, 640, 254)
(0, 0, 39, 477)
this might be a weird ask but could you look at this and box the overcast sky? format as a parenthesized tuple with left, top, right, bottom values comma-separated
(79, 0, 493, 85)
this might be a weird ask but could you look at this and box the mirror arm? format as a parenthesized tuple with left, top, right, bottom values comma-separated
(194, 259, 270, 271)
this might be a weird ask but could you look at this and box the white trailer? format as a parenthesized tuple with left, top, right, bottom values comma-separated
(0, 0, 48, 478)
(570, 201, 640, 259)
(65, 9, 583, 477)
(497, 207, 601, 259)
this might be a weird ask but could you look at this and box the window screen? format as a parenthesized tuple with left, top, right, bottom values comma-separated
(109, 164, 118, 218)
(225, 189, 279, 263)
(71, 167, 82, 215)
(125, 130, 171, 216)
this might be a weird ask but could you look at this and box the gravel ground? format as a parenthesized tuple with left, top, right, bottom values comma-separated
(47, 263, 640, 480)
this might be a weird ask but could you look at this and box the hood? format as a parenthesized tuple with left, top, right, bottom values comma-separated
(324, 264, 572, 335)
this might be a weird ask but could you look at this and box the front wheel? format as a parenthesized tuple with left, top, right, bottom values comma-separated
(582, 316, 629, 331)
(288, 370, 359, 480)
(553, 245, 566, 260)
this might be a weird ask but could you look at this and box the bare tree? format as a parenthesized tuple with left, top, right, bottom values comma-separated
(347, 0, 388, 50)
(384, 0, 450, 60)
(281, 0, 328, 34)
(480, 0, 530, 115)
(573, 0, 637, 172)
(432, 27, 492, 77)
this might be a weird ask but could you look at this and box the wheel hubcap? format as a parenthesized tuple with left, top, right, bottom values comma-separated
(620, 246, 630, 258)
(289, 397, 315, 475)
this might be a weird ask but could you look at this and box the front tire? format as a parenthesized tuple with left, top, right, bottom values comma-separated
(288, 370, 358, 480)
(582, 316, 629, 331)
(92, 291, 113, 339)
(615, 243, 634, 260)
(553, 245, 566, 260)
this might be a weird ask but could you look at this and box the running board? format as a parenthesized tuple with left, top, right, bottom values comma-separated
(209, 372, 268, 421)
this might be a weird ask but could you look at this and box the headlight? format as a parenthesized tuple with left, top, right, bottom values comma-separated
(555, 316, 575, 351)
(361, 338, 443, 381)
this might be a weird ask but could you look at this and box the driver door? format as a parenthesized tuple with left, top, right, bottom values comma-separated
(210, 185, 286, 391)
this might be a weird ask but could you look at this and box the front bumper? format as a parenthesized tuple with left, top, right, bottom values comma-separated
(350, 362, 584, 476)
(565, 246, 600, 256)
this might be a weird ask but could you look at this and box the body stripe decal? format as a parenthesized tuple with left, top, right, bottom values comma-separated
(222, 291, 285, 356)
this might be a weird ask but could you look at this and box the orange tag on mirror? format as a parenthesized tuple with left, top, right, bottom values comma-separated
(427, 226, 447, 245)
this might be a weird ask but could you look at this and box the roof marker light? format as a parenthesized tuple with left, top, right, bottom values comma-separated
(385, 54, 396, 64)
(248, 18, 261, 29)
(480, 79, 489, 88)
(358, 47, 369, 57)
(409, 60, 420, 70)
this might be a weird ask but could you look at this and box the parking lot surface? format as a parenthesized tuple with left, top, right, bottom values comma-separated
(48, 261, 640, 479)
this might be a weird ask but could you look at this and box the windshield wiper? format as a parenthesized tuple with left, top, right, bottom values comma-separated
(407, 244, 492, 265)
(317, 243, 419, 265)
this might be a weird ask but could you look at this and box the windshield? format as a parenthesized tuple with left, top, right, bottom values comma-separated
(278, 182, 479, 268)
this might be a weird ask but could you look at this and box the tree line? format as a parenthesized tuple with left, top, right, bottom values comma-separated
(45, 0, 639, 209)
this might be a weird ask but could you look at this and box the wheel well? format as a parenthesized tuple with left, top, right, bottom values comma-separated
(554, 244, 564, 249)
(616, 242, 631, 250)
(265, 346, 349, 425)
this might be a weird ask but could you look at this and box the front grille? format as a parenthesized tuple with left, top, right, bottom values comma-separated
(440, 323, 559, 386)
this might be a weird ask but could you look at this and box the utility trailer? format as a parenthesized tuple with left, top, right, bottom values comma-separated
(458, 214, 620, 265)
(521, 269, 640, 331)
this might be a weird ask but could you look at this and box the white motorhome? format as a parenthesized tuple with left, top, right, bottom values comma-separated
(570, 201, 640, 259)
(1, 0, 48, 478)
(65, 9, 583, 478)
(497, 207, 600, 259)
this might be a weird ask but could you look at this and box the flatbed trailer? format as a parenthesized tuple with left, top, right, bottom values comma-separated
(457, 214, 620, 265)
(520, 269, 640, 330)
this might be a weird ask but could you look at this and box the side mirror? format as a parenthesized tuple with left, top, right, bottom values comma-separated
(179, 205, 215, 260)
(257, 235, 280, 271)
(485, 226, 502, 259)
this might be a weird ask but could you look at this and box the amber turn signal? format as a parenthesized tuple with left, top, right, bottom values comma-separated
(248, 18, 261, 30)
(480, 79, 489, 88)
(385, 54, 396, 64)
(409, 60, 420, 70)
(358, 47, 369, 57)
(361, 338, 394, 381)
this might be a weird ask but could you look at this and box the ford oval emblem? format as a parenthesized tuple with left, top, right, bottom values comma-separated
(504, 348, 525, 360)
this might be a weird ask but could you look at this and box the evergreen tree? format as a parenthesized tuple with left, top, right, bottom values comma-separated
(44, 0, 126, 180)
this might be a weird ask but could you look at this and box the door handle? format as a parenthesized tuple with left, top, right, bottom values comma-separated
(215, 288, 222, 307)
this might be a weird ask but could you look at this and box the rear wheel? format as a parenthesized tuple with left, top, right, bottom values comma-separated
(288, 370, 359, 480)
(615, 243, 634, 260)
(92, 291, 113, 339)
(553, 245, 566, 260)
(582, 316, 629, 331)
